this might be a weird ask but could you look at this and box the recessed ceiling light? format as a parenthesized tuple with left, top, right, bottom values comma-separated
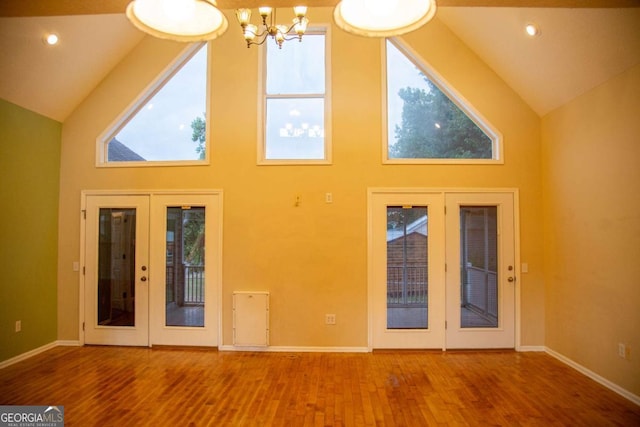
(44, 33, 59, 45)
(525, 23, 540, 37)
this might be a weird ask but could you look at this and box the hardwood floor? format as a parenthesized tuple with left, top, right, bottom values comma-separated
(0, 346, 638, 426)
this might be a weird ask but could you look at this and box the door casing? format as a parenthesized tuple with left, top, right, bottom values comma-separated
(367, 188, 521, 351)
(79, 190, 223, 347)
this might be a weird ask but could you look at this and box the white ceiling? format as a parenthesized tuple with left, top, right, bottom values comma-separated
(0, 14, 143, 121)
(437, 7, 640, 116)
(0, 7, 639, 122)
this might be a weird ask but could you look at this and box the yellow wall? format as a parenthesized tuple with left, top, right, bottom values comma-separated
(542, 64, 640, 395)
(57, 9, 543, 348)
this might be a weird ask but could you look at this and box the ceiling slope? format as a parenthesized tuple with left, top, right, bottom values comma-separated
(438, 7, 640, 115)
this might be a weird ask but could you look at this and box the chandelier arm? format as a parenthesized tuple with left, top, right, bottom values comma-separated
(247, 35, 270, 47)
(283, 34, 303, 42)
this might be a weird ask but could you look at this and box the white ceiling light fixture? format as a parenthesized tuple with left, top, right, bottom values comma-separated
(126, 0, 228, 42)
(525, 23, 540, 37)
(334, 0, 437, 37)
(44, 33, 59, 46)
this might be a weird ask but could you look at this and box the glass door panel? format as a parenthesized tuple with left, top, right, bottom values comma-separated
(97, 208, 137, 327)
(460, 206, 498, 328)
(165, 207, 205, 328)
(386, 206, 428, 329)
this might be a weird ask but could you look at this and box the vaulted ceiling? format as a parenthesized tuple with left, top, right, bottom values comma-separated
(1, 1, 639, 121)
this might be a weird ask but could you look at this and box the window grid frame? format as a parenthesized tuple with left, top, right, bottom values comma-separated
(258, 26, 332, 165)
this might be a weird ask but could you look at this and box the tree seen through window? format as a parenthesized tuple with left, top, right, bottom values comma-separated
(387, 40, 493, 160)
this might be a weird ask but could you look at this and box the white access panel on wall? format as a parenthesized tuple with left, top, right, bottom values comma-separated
(233, 292, 269, 346)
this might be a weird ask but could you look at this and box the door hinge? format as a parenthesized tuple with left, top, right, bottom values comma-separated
(82, 209, 86, 219)
(445, 263, 447, 272)
(82, 266, 85, 275)
(82, 322, 85, 331)
(445, 321, 448, 330)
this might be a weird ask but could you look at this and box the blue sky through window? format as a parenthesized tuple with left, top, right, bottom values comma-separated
(264, 33, 326, 161)
(112, 45, 207, 161)
(386, 40, 430, 150)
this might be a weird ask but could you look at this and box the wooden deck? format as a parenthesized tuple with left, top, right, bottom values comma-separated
(0, 346, 638, 426)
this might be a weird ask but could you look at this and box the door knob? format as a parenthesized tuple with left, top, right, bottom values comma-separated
(508, 277, 515, 282)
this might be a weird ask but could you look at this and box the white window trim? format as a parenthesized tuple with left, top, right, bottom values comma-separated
(96, 42, 211, 168)
(257, 25, 332, 165)
(381, 38, 503, 165)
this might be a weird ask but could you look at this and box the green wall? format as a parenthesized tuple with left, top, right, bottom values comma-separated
(0, 98, 61, 362)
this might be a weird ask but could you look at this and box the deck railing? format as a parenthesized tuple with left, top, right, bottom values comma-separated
(184, 265, 204, 304)
(387, 266, 427, 306)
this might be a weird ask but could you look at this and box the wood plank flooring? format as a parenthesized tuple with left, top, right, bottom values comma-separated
(0, 346, 638, 426)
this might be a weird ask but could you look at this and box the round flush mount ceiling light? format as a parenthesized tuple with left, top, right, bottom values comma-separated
(126, 0, 228, 42)
(44, 33, 59, 45)
(334, 0, 437, 37)
(525, 23, 540, 37)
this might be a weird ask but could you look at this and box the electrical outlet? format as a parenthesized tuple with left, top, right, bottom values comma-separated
(325, 193, 333, 203)
(618, 343, 626, 359)
(325, 314, 336, 325)
(15, 320, 21, 333)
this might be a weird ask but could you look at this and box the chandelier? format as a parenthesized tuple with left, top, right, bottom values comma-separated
(235, 7, 309, 49)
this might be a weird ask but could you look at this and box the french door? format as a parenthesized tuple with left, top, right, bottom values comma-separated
(83, 192, 221, 347)
(445, 192, 515, 349)
(370, 190, 517, 350)
(371, 193, 445, 348)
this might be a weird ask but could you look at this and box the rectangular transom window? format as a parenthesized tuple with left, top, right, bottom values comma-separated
(384, 38, 502, 164)
(260, 28, 330, 164)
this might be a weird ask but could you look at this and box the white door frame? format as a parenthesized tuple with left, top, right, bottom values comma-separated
(79, 189, 223, 347)
(367, 188, 522, 351)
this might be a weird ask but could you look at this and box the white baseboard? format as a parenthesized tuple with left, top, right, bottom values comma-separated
(0, 340, 82, 369)
(0, 341, 58, 369)
(518, 345, 546, 352)
(219, 345, 370, 353)
(545, 347, 640, 406)
(56, 340, 82, 347)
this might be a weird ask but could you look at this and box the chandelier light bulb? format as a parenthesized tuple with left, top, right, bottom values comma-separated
(244, 24, 258, 41)
(294, 6, 308, 18)
(295, 17, 309, 36)
(259, 7, 272, 17)
(236, 9, 252, 26)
